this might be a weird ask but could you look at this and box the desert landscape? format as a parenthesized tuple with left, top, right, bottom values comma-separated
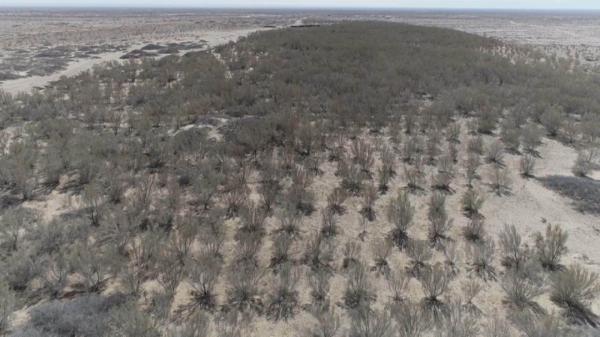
(0, 6, 600, 337)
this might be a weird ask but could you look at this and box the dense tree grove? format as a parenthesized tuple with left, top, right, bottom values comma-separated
(0, 22, 599, 336)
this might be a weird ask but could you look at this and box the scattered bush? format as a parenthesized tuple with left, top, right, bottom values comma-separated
(427, 193, 453, 247)
(550, 264, 600, 326)
(520, 154, 536, 177)
(387, 190, 414, 249)
(418, 263, 452, 321)
(344, 262, 375, 310)
(534, 224, 568, 271)
(485, 140, 505, 165)
(461, 188, 484, 218)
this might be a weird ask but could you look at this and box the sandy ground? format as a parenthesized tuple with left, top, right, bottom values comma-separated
(0, 27, 268, 95)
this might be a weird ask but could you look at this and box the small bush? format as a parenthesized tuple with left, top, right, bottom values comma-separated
(371, 238, 393, 275)
(386, 269, 410, 302)
(344, 263, 375, 310)
(461, 188, 484, 218)
(308, 303, 340, 337)
(404, 160, 426, 191)
(327, 188, 347, 215)
(418, 263, 451, 321)
(427, 193, 452, 247)
(498, 224, 529, 271)
(488, 166, 511, 196)
(463, 217, 485, 243)
(227, 263, 263, 313)
(550, 264, 600, 326)
(321, 208, 338, 238)
(501, 271, 544, 313)
(406, 240, 433, 277)
(349, 306, 392, 337)
(360, 183, 378, 221)
(485, 140, 505, 165)
(534, 224, 568, 271)
(267, 263, 299, 321)
(435, 300, 479, 337)
(466, 239, 497, 281)
(392, 301, 429, 337)
(519, 154, 536, 177)
(387, 190, 414, 249)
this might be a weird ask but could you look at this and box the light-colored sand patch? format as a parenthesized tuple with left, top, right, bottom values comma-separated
(0, 28, 269, 96)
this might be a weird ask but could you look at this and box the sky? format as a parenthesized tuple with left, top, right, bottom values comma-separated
(2, 0, 600, 10)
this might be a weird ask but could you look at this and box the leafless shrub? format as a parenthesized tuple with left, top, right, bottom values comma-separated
(234, 232, 262, 268)
(462, 217, 485, 243)
(520, 154, 536, 177)
(69, 242, 114, 293)
(227, 263, 263, 314)
(418, 263, 452, 321)
(435, 300, 479, 337)
(309, 268, 331, 304)
(305, 232, 335, 272)
(466, 239, 497, 281)
(426, 130, 442, 165)
(387, 190, 414, 249)
(360, 183, 378, 221)
(447, 123, 461, 144)
(321, 208, 338, 238)
(428, 192, 453, 248)
(540, 105, 564, 137)
(488, 165, 511, 196)
(513, 312, 571, 337)
(465, 152, 481, 187)
(404, 158, 426, 192)
(550, 264, 600, 326)
(522, 123, 543, 154)
(406, 240, 433, 277)
(352, 139, 375, 175)
(501, 122, 521, 153)
(371, 237, 393, 275)
(467, 136, 483, 155)
(340, 162, 365, 194)
(108, 302, 161, 337)
(534, 224, 568, 271)
(499, 224, 530, 271)
(270, 233, 293, 271)
(238, 202, 267, 236)
(308, 302, 340, 337)
(188, 253, 221, 311)
(392, 301, 429, 337)
(572, 149, 596, 177)
(432, 157, 454, 192)
(343, 241, 362, 270)
(380, 145, 396, 177)
(485, 140, 505, 165)
(386, 269, 410, 302)
(349, 306, 392, 337)
(344, 262, 375, 310)
(277, 208, 301, 238)
(461, 188, 484, 218)
(461, 279, 482, 315)
(0, 207, 37, 252)
(443, 242, 461, 276)
(501, 271, 544, 314)
(378, 166, 392, 194)
(267, 263, 299, 321)
(327, 187, 348, 215)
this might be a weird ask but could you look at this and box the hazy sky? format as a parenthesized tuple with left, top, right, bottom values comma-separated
(2, 0, 600, 9)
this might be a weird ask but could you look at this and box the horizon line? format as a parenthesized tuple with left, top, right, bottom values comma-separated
(2, 5, 600, 11)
